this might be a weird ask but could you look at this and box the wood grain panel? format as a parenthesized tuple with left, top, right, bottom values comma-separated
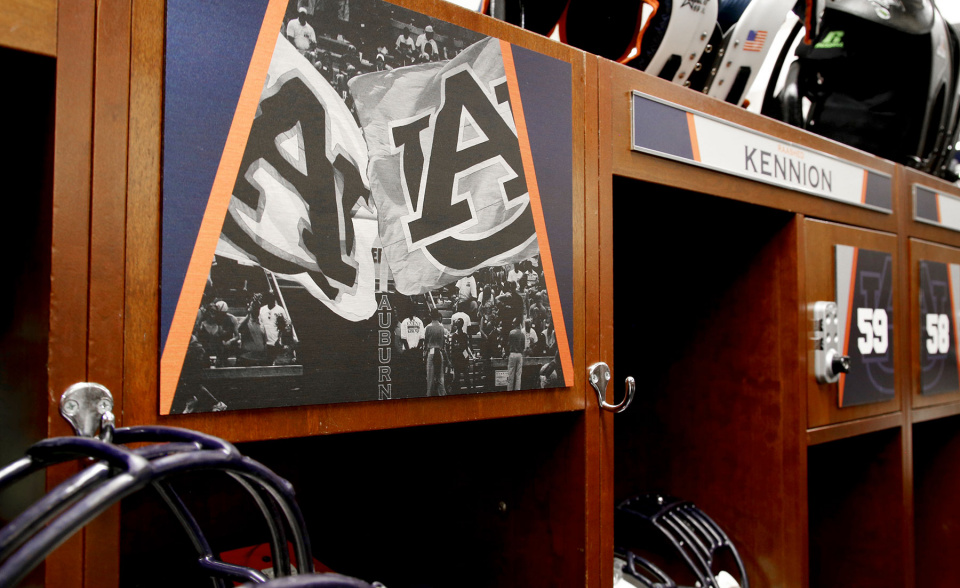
(782, 212, 808, 588)
(123, 0, 163, 442)
(583, 52, 606, 588)
(0, 0, 56, 56)
(807, 412, 904, 446)
(46, 0, 96, 586)
(901, 398, 916, 588)
(86, 0, 132, 585)
(804, 219, 902, 427)
(596, 54, 622, 588)
(89, 0, 130, 414)
(912, 401, 960, 423)
(600, 60, 899, 234)
(897, 164, 917, 588)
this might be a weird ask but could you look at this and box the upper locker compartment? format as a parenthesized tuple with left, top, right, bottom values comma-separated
(599, 58, 903, 587)
(125, 0, 589, 440)
(903, 166, 960, 418)
(600, 59, 901, 432)
(114, 2, 594, 587)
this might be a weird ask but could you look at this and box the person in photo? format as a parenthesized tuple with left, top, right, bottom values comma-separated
(399, 307, 425, 353)
(424, 309, 447, 396)
(416, 24, 440, 61)
(455, 273, 478, 317)
(237, 293, 268, 366)
(450, 317, 475, 392)
(286, 7, 317, 54)
(196, 300, 239, 367)
(506, 262, 523, 287)
(506, 316, 525, 391)
(259, 292, 289, 364)
(539, 317, 560, 388)
(522, 318, 539, 356)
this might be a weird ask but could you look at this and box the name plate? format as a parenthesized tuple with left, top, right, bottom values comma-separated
(630, 92, 893, 213)
(914, 185, 960, 232)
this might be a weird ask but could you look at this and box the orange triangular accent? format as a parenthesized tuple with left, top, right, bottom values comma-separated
(159, 0, 289, 415)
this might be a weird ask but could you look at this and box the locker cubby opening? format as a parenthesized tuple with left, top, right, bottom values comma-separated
(913, 414, 960, 588)
(0, 45, 55, 530)
(120, 411, 585, 588)
(807, 427, 905, 588)
(610, 177, 802, 587)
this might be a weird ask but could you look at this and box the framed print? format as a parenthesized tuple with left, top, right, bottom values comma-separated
(160, 0, 575, 414)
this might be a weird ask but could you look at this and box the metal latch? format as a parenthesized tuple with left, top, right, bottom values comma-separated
(812, 301, 850, 384)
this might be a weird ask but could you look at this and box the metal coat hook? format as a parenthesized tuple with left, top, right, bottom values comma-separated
(588, 362, 635, 413)
(59, 382, 115, 441)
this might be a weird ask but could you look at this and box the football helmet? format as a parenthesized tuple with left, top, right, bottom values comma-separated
(763, 0, 956, 171)
(0, 383, 378, 588)
(491, 0, 822, 98)
(615, 493, 748, 588)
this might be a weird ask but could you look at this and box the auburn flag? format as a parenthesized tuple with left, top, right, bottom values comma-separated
(349, 37, 540, 295)
(218, 34, 378, 322)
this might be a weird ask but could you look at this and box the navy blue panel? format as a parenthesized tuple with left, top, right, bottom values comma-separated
(632, 94, 694, 161)
(841, 248, 895, 406)
(511, 44, 574, 355)
(162, 0, 271, 350)
(918, 260, 960, 395)
(864, 171, 893, 212)
(915, 185, 940, 222)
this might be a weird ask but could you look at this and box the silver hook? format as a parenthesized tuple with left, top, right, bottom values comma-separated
(588, 362, 635, 414)
(59, 383, 115, 441)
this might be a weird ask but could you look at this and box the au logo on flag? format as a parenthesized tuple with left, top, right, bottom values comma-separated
(352, 39, 538, 294)
(394, 65, 532, 266)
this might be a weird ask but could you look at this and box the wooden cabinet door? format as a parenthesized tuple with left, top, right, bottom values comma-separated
(909, 239, 960, 411)
(804, 219, 902, 428)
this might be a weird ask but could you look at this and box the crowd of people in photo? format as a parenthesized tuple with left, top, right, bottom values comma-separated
(190, 290, 299, 371)
(395, 256, 564, 396)
(283, 0, 477, 119)
(171, 252, 564, 413)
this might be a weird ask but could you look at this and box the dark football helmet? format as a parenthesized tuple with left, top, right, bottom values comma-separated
(615, 493, 748, 588)
(762, 0, 957, 174)
(0, 383, 379, 588)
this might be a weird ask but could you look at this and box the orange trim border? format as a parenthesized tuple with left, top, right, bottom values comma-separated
(948, 263, 960, 389)
(839, 246, 859, 407)
(159, 0, 288, 415)
(500, 40, 575, 388)
(686, 112, 701, 162)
